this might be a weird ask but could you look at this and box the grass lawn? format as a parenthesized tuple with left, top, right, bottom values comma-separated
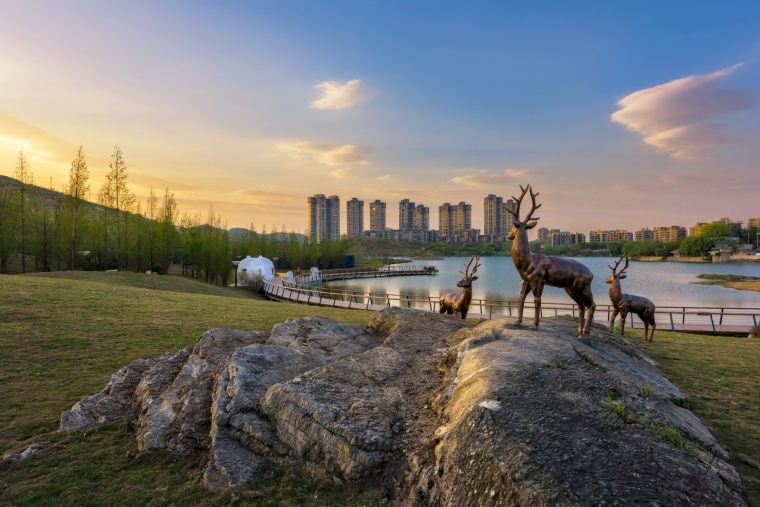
(632, 328, 760, 505)
(1, 272, 758, 505)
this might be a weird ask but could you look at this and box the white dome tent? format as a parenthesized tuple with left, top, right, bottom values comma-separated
(236, 255, 275, 285)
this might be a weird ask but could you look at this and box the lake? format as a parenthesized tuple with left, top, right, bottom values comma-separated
(325, 257, 760, 308)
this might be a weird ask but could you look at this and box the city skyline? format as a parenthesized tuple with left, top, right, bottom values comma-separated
(1, 2, 759, 234)
(307, 192, 751, 243)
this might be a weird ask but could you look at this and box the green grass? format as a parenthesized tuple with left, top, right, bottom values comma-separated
(24, 271, 259, 299)
(0, 272, 374, 505)
(1, 273, 759, 505)
(696, 274, 759, 282)
(628, 328, 760, 505)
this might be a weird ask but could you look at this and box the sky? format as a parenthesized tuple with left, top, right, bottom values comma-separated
(1, 1, 759, 235)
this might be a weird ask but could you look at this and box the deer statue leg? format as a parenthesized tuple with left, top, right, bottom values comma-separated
(531, 280, 544, 328)
(609, 307, 619, 333)
(564, 288, 585, 335)
(619, 310, 627, 336)
(648, 314, 656, 342)
(579, 285, 596, 335)
(643, 320, 649, 342)
(516, 279, 531, 325)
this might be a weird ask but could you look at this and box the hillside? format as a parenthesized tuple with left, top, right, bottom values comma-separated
(25, 271, 258, 299)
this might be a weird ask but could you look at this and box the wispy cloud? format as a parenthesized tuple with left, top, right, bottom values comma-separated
(611, 64, 752, 159)
(329, 168, 356, 178)
(450, 168, 533, 187)
(277, 141, 372, 177)
(309, 79, 368, 110)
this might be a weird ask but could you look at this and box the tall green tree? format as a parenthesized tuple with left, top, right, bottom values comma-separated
(15, 150, 32, 273)
(66, 145, 90, 268)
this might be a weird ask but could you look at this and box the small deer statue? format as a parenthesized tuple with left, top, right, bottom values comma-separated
(607, 255, 656, 342)
(440, 256, 481, 319)
(507, 185, 596, 335)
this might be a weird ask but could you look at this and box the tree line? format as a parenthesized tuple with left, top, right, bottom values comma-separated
(0, 146, 350, 284)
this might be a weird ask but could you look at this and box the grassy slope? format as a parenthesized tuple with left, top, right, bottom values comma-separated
(0, 272, 758, 505)
(23, 271, 258, 299)
(633, 328, 760, 505)
(0, 273, 374, 505)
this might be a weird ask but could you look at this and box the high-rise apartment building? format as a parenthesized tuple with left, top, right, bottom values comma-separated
(454, 202, 472, 234)
(369, 200, 386, 233)
(502, 199, 517, 237)
(537, 227, 550, 243)
(413, 205, 429, 232)
(307, 194, 340, 243)
(484, 194, 503, 240)
(346, 198, 364, 238)
(484, 195, 517, 241)
(439, 203, 454, 238)
(439, 201, 472, 241)
(398, 199, 416, 232)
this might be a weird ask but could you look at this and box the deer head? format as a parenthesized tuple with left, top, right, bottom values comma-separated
(606, 255, 629, 284)
(456, 256, 481, 288)
(506, 185, 541, 240)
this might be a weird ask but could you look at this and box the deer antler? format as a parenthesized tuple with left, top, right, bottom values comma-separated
(619, 255, 630, 276)
(508, 185, 541, 226)
(609, 255, 630, 276)
(507, 185, 530, 223)
(461, 256, 476, 277)
(470, 256, 482, 278)
(524, 186, 542, 224)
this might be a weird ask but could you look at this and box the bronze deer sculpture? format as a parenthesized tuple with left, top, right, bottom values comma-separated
(507, 185, 596, 335)
(607, 255, 656, 341)
(440, 256, 481, 319)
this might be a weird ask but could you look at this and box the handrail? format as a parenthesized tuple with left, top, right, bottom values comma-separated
(262, 279, 759, 334)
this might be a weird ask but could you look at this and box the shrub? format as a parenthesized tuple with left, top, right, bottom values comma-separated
(640, 384, 652, 397)
(751, 324, 760, 338)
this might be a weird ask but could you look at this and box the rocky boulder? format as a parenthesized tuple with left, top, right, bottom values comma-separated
(59, 308, 746, 505)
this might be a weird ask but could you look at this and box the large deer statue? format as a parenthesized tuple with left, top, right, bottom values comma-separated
(507, 185, 596, 335)
(607, 255, 656, 342)
(439, 256, 481, 319)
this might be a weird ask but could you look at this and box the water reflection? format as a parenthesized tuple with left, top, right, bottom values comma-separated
(325, 257, 760, 308)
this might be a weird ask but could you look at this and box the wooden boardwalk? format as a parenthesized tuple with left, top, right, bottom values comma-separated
(263, 275, 759, 337)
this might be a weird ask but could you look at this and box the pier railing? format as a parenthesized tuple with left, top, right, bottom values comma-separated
(292, 265, 438, 285)
(263, 280, 759, 336)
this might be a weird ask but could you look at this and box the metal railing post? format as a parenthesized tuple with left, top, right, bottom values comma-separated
(709, 314, 716, 335)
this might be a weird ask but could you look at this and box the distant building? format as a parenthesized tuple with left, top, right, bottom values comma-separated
(307, 194, 340, 243)
(346, 198, 364, 238)
(545, 229, 584, 247)
(369, 200, 386, 233)
(635, 228, 654, 241)
(503, 199, 517, 237)
(689, 222, 708, 236)
(652, 225, 686, 243)
(439, 201, 473, 242)
(484, 194, 503, 241)
(589, 229, 632, 243)
(537, 227, 550, 243)
(439, 203, 454, 239)
(413, 204, 429, 233)
(399, 199, 416, 232)
(749, 218, 760, 229)
(719, 217, 742, 235)
(484, 195, 516, 242)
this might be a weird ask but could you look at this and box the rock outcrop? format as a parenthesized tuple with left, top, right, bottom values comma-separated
(60, 309, 746, 505)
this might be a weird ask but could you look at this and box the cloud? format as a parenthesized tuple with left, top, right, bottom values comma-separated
(277, 141, 372, 167)
(611, 64, 752, 159)
(329, 168, 356, 178)
(450, 168, 534, 188)
(309, 79, 368, 110)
